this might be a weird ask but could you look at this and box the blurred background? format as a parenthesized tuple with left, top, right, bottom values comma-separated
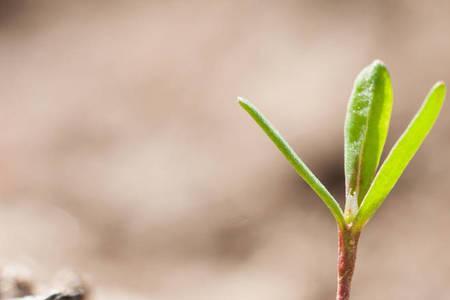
(0, 1, 450, 299)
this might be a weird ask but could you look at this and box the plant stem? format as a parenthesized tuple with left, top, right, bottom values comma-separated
(336, 226, 360, 300)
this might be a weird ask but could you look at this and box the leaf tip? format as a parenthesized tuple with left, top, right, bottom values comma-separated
(355, 59, 390, 87)
(430, 81, 447, 103)
(368, 59, 388, 76)
(371, 59, 386, 67)
(237, 96, 249, 106)
(434, 81, 446, 92)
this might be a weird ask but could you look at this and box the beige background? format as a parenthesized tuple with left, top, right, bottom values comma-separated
(0, 1, 450, 299)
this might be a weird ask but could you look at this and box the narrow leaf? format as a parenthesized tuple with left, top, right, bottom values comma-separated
(345, 60, 393, 216)
(238, 97, 345, 227)
(354, 82, 446, 228)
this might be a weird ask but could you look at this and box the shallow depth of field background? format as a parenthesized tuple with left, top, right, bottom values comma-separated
(0, 1, 450, 299)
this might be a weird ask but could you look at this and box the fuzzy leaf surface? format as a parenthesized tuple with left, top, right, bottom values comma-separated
(344, 60, 393, 214)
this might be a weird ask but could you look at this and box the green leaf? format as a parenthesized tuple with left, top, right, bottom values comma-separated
(353, 82, 446, 229)
(238, 97, 345, 227)
(344, 60, 393, 217)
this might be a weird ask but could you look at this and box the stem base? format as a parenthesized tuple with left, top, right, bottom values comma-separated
(336, 227, 360, 300)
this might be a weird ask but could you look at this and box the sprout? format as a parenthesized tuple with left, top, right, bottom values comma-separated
(237, 60, 446, 300)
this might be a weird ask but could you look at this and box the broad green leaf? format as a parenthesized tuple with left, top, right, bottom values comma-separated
(238, 97, 345, 227)
(353, 82, 446, 229)
(344, 60, 393, 216)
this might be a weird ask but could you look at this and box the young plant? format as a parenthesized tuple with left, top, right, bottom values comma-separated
(237, 60, 446, 300)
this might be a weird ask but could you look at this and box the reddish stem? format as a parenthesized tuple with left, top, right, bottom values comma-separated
(336, 226, 360, 300)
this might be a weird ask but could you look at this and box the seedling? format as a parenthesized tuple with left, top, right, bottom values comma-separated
(238, 60, 446, 300)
